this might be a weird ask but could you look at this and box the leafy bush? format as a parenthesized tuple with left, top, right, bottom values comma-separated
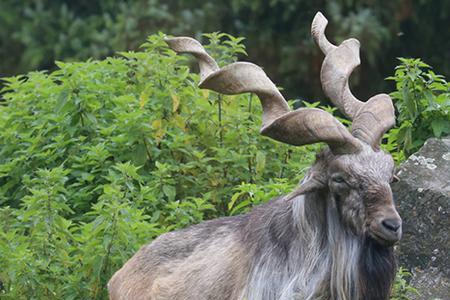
(388, 58, 450, 156)
(0, 32, 420, 300)
(390, 267, 419, 300)
(0, 33, 316, 299)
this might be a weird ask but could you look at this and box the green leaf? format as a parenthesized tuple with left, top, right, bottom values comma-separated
(431, 119, 450, 137)
(162, 185, 176, 201)
(255, 151, 266, 175)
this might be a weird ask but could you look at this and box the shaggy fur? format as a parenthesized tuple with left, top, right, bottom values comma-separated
(108, 145, 400, 300)
(239, 192, 396, 300)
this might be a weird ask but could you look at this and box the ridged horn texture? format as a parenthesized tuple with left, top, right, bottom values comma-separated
(165, 36, 362, 155)
(312, 12, 396, 149)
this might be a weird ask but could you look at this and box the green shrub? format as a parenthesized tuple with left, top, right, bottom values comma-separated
(387, 58, 450, 157)
(391, 267, 419, 300)
(0, 33, 316, 299)
(0, 32, 420, 299)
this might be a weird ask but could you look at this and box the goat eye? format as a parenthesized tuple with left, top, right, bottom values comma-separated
(332, 175, 346, 184)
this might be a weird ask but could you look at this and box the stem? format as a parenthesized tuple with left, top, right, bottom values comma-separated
(104, 215, 117, 272)
(247, 94, 255, 183)
(216, 95, 228, 184)
(142, 137, 152, 161)
(279, 149, 292, 178)
(95, 210, 118, 298)
(217, 94, 223, 147)
(248, 156, 254, 183)
(79, 111, 85, 127)
(44, 188, 53, 258)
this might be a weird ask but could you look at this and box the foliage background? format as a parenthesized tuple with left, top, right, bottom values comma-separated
(2, 31, 448, 299)
(1, 0, 449, 100)
(0, 34, 316, 299)
(1, 1, 449, 299)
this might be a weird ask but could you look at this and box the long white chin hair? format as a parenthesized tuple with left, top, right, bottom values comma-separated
(240, 193, 362, 300)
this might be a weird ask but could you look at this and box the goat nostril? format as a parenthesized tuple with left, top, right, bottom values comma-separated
(382, 219, 401, 232)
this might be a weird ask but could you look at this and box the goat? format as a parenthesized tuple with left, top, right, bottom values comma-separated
(108, 12, 402, 300)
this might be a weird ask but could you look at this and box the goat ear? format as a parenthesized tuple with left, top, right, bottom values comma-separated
(285, 150, 330, 201)
(285, 175, 326, 200)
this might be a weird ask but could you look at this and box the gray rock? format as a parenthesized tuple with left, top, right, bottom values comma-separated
(408, 267, 450, 300)
(392, 137, 450, 300)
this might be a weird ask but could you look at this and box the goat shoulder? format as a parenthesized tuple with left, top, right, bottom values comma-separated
(108, 214, 251, 300)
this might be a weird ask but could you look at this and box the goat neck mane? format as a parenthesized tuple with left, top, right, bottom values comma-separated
(239, 190, 395, 300)
(359, 237, 396, 300)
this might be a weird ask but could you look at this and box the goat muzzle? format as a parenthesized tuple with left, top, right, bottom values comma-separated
(370, 212, 402, 246)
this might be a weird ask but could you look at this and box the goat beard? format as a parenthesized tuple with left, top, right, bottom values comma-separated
(359, 236, 396, 300)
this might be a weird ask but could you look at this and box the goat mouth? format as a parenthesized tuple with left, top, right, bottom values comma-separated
(368, 230, 399, 247)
